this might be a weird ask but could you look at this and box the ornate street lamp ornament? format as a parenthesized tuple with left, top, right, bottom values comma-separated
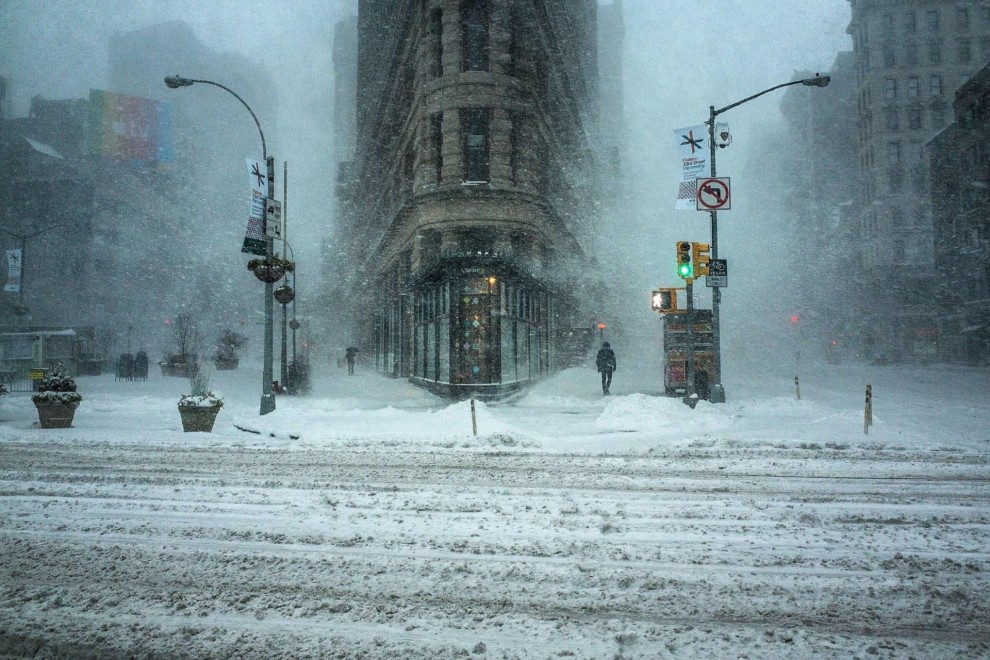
(273, 284, 295, 305)
(247, 256, 294, 283)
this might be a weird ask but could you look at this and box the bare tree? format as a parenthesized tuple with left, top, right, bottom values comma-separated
(171, 313, 200, 360)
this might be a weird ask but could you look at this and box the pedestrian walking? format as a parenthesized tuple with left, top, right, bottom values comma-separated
(345, 347, 359, 375)
(596, 342, 616, 395)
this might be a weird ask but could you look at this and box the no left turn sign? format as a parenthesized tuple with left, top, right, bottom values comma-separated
(696, 177, 731, 211)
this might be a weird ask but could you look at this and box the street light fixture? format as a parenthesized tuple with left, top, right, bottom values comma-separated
(705, 73, 830, 404)
(164, 74, 277, 415)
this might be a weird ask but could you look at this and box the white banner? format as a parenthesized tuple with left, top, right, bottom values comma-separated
(4, 249, 22, 292)
(674, 125, 709, 210)
(242, 157, 268, 255)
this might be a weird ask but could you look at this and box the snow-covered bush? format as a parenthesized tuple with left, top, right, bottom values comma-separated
(178, 365, 222, 409)
(213, 329, 248, 361)
(32, 363, 82, 405)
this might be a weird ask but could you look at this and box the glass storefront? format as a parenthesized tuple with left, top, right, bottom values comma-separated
(407, 272, 549, 392)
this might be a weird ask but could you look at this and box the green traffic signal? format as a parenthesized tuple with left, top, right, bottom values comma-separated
(676, 241, 693, 280)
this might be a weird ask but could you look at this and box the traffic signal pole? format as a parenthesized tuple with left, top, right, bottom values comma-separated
(707, 105, 726, 404)
(685, 279, 695, 399)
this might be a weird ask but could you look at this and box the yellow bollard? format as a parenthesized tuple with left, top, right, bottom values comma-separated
(864, 383, 873, 434)
(471, 397, 477, 436)
(794, 375, 801, 401)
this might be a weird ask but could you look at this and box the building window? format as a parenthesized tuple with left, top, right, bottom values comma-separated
(884, 47, 896, 67)
(982, 6, 990, 28)
(958, 39, 972, 63)
(882, 13, 894, 34)
(461, 107, 490, 182)
(432, 9, 443, 78)
(510, 113, 522, 185)
(931, 102, 946, 125)
(461, 0, 489, 72)
(508, 6, 520, 76)
(432, 112, 443, 183)
(892, 238, 907, 262)
(929, 41, 942, 64)
(908, 106, 923, 130)
(907, 76, 919, 97)
(931, 74, 943, 96)
(905, 11, 917, 33)
(906, 42, 919, 65)
(885, 77, 898, 99)
(927, 9, 940, 33)
(957, 7, 970, 31)
(886, 107, 900, 130)
(888, 141, 901, 164)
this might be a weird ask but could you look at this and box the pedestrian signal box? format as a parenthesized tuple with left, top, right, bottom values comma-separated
(676, 241, 693, 279)
(651, 288, 677, 313)
(692, 242, 711, 276)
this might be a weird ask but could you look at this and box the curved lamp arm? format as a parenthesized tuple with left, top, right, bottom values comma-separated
(164, 75, 267, 160)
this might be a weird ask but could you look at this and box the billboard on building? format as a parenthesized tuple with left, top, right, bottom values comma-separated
(88, 89, 172, 164)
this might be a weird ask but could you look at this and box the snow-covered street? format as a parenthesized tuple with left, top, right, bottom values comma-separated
(1, 361, 988, 658)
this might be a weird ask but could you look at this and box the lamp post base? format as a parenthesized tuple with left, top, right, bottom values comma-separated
(709, 384, 726, 403)
(260, 392, 276, 415)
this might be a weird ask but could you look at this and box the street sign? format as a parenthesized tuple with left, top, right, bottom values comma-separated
(265, 199, 282, 239)
(696, 177, 731, 211)
(706, 259, 727, 288)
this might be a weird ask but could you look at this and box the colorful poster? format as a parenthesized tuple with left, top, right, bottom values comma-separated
(88, 89, 173, 164)
(4, 249, 22, 293)
(674, 124, 709, 210)
(242, 157, 268, 255)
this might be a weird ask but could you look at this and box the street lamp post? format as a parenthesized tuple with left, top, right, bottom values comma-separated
(273, 237, 297, 389)
(164, 75, 277, 415)
(705, 74, 830, 404)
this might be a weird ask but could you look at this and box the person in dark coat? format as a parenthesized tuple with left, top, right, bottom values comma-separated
(345, 347, 359, 375)
(596, 342, 616, 395)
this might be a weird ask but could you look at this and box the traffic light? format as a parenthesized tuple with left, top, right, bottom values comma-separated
(651, 288, 677, 313)
(692, 242, 711, 276)
(676, 241, 693, 279)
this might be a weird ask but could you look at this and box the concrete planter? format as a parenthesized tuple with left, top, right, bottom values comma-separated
(34, 401, 80, 429)
(178, 405, 221, 432)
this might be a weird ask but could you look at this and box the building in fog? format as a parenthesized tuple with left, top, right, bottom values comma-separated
(0, 20, 281, 357)
(0, 97, 94, 327)
(928, 62, 990, 365)
(847, 0, 990, 361)
(333, 0, 611, 396)
(775, 53, 860, 359)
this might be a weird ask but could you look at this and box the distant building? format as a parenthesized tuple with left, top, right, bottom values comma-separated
(847, 0, 990, 361)
(0, 97, 94, 326)
(333, 0, 610, 396)
(775, 53, 860, 359)
(927, 62, 990, 364)
(0, 21, 281, 353)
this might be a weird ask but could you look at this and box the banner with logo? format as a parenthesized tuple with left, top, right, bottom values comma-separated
(674, 124, 709, 210)
(88, 89, 172, 164)
(4, 249, 22, 292)
(242, 157, 268, 255)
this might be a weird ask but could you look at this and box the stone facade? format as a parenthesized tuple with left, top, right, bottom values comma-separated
(928, 62, 990, 364)
(847, 0, 990, 361)
(337, 0, 607, 395)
